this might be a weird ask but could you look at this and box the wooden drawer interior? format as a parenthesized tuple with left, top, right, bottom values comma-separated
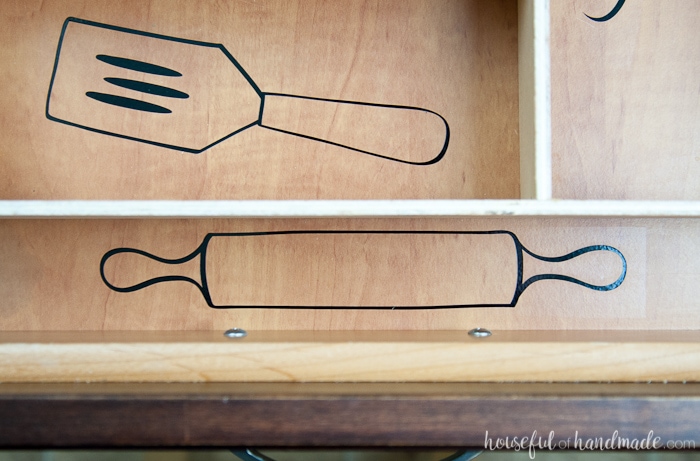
(0, 0, 699, 384)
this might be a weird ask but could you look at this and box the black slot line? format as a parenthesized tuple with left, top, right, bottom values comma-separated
(96, 54, 182, 77)
(86, 92, 172, 114)
(104, 77, 189, 99)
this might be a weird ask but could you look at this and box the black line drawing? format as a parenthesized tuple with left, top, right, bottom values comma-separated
(46, 17, 450, 165)
(100, 230, 627, 309)
(585, 0, 626, 22)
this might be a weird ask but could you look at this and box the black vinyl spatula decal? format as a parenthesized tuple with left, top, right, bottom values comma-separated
(46, 17, 449, 165)
(100, 231, 627, 309)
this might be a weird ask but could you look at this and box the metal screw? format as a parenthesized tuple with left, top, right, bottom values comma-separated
(224, 328, 248, 338)
(468, 327, 492, 338)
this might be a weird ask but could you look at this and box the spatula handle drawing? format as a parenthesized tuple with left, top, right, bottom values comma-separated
(46, 17, 449, 165)
(100, 231, 627, 309)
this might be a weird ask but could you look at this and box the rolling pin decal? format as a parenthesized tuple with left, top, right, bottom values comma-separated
(46, 17, 449, 165)
(100, 231, 627, 309)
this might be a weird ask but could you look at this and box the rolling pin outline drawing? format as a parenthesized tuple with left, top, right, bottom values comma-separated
(99, 230, 627, 309)
(46, 17, 450, 165)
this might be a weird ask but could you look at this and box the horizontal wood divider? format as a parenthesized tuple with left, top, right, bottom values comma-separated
(2, 200, 700, 217)
(2, 330, 699, 383)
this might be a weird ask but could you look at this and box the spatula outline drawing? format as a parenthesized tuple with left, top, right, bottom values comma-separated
(46, 17, 450, 165)
(100, 230, 627, 309)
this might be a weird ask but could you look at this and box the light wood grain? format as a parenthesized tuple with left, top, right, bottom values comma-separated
(1, 216, 698, 331)
(0, 0, 519, 200)
(1, 330, 699, 383)
(551, 0, 700, 200)
(518, 0, 552, 199)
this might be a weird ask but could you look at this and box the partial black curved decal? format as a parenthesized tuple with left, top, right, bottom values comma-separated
(586, 0, 626, 22)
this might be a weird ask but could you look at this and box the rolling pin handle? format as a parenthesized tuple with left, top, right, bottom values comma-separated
(520, 244, 627, 294)
(99, 246, 203, 293)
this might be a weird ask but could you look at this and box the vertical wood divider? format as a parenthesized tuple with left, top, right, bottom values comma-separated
(518, 0, 552, 200)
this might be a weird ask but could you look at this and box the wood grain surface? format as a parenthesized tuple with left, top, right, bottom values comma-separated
(551, 0, 700, 200)
(1, 330, 700, 383)
(1, 216, 697, 331)
(0, 0, 519, 200)
(1, 382, 699, 447)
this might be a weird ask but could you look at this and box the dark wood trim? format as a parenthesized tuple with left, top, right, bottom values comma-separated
(1, 382, 699, 448)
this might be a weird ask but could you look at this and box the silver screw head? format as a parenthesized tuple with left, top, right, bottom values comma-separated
(468, 327, 492, 338)
(224, 328, 248, 338)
